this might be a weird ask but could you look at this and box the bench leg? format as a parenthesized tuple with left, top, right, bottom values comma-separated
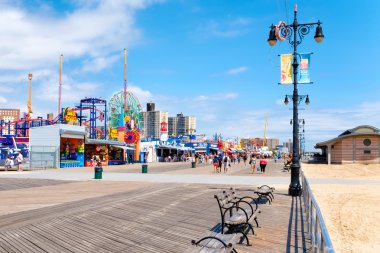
(254, 218, 259, 228)
(239, 231, 251, 246)
(248, 223, 255, 235)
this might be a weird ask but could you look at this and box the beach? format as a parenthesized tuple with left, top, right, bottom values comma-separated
(303, 163, 380, 253)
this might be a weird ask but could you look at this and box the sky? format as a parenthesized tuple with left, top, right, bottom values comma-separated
(0, 0, 379, 151)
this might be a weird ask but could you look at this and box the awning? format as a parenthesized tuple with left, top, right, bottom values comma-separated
(111, 145, 135, 150)
(210, 147, 219, 150)
(86, 139, 125, 146)
(61, 133, 84, 139)
(59, 128, 86, 136)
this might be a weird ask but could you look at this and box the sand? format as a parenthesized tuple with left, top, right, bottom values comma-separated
(302, 163, 380, 253)
(302, 163, 380, 179)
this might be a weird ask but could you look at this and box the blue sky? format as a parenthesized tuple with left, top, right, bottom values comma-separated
(0, 0, 379, 150)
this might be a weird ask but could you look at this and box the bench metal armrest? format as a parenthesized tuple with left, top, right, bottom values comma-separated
(232, 199, 254, 216)
(235, 196, 259, 211)
(191, 237, 231, 248)
(223, 206, 249, 223)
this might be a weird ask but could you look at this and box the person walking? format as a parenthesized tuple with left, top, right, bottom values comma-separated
(274, 155, 277, 163)
(4, 155, 12, 171)
(16, 152, 23, 172)
(218, 154, 223, 173)
(243, 154, 247, 166)
(223, 154, 229, 173)
(249, 156, 256, 174)
(259, 156, 267, 173)
(213, 155, 219, 173)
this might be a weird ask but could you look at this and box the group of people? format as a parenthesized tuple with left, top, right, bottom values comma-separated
(4, 153, 23, 171)
(209, 152, 270, 175)
(212, 154, 231, 173)
(248, 155, 268, 174)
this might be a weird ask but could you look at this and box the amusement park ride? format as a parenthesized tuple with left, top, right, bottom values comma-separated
(0, 49, 144, 161)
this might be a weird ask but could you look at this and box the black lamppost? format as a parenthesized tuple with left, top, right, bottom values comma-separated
(290, 118, 306, 159)
(268, 4, 324, 196)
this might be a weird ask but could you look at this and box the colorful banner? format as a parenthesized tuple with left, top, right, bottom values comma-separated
(280, 54, 293, 84)
(299, 53, 311, 83)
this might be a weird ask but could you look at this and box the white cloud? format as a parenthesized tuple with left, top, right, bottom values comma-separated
(194, 17, 252, 40)
(225, 67, 248, 75)
(0, 0, 162, 116)
(0, 1, 159, 70)
(127, 84, 154, 106)
(35, 73, 100, 103)
(0, 95, 8, 104)
(81, 55, 120, 73)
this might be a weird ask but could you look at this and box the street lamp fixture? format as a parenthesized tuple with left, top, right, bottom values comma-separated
(290, 119, 305, 126)
(284, 95, 310, 105)
(267, 25, 277, 46)
(305, 95, 310, 105)
(284, 96, 289, 105)
(314, 21, 325, 43)
(268, 4, 324, 196)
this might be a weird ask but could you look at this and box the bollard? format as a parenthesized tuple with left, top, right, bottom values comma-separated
(191, 161, 196, 168)
(142, 164, 148, 173)
(94, 166, 103, 179)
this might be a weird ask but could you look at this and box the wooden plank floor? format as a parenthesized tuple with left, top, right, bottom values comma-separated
(0, 183, 311, 252)
(0, 178, 73, 192)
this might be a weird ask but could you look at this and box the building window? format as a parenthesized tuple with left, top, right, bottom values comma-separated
(331, 145, 334, 149)
(363, 139, 371, 146)
(364, 150, 371, 154)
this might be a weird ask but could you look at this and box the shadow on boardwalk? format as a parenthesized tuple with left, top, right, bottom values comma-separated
(286, 196, 310, 253)
(0, 181, 311, 253)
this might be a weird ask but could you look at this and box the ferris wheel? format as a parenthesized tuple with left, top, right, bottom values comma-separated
(108, 91, 143, 140)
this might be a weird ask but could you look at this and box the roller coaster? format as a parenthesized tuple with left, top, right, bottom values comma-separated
(0, 97, 107, 141)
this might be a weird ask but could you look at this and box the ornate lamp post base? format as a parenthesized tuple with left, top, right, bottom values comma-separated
(289, 163, 302, 196)
(289, 185, 302, 196)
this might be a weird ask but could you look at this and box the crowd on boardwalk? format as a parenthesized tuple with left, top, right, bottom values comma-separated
(161, 151, 295, 175)
(161, 151, 293, 174)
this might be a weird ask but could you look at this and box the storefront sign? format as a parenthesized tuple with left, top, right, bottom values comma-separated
(63, 107, 77, 122)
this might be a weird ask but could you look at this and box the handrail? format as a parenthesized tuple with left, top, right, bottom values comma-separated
(301, 171, 335, 253)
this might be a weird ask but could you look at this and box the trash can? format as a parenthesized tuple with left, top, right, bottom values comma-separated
(142, 164, 148, 173)
(94, 166, 103, 179)
(191, 161, 196, 168)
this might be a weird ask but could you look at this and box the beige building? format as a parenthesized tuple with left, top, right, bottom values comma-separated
(142, 111, 168, 139)
(0, 109, 20, 122)
(0, 109, 20, 135)
(168, 113, 196, 136)
(315, 125, 380, 164)
(240, 137, 279, 150)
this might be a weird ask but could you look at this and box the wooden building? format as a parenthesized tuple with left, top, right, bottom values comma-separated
(315, 125, 380, 164)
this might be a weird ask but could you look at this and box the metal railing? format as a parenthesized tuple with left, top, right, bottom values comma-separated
(302, 172, 335, 253)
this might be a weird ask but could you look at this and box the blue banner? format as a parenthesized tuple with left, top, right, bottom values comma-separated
(299, 53, 311, 83)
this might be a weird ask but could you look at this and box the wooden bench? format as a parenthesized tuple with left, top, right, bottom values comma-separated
(214, 194, 255, 245)
(223, 188, 261, 228)
(254, 185, 275, 204)
(185, 231, 240, 253)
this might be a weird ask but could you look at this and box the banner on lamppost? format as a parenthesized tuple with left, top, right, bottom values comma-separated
(299, 53, 311, 83)
(280, 54, 293, 84)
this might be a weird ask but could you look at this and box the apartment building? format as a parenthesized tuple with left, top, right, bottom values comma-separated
(168, 113, 196, 136)
(142, 103, 168, 139)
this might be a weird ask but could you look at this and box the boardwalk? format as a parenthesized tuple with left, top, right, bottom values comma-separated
(0, 178, 311, 252)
